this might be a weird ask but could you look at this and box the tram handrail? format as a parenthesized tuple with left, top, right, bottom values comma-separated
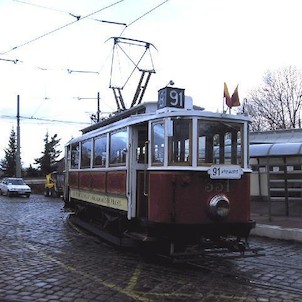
(144, 140, 149, 196)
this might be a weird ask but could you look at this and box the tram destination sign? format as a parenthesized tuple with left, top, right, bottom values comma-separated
(208, 165, 243, 179)
(157, 87, 185, 109)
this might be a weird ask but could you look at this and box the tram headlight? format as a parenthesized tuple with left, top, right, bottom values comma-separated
(208, 194, 230, 220)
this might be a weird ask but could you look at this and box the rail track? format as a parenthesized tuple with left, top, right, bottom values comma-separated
(186, 256, 302, 297)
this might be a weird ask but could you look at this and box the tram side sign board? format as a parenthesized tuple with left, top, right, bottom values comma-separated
(208, 165, 243, 179)
(158, 87, 185, 109)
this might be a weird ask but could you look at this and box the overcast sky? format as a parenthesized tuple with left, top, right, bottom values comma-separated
(1, 0, 302, 167)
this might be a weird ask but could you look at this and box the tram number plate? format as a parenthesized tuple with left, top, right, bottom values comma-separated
(208, 165, 243, 179)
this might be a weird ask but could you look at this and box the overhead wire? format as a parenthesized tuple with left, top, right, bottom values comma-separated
(12, 0, 127, 26)
(0, 57, 22, 64)
(119, 0, 169, 36)
(1, 0, 168, 74)
(0, 114, 90, 125)
(2, 0, 169, 125)
(29, 97, 49, 118)
(2, 0, 125, 55)
(12, 0, 72, 15)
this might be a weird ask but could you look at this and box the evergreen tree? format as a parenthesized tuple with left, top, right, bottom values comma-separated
(26, 164, 40, 177)
(35, 132, 62, 175)
(0, 128, 18, 177)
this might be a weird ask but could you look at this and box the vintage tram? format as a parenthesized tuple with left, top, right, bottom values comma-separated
(63, 86, 256, 258)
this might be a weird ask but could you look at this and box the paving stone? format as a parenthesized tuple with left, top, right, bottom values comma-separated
(0, 195, 302, 301)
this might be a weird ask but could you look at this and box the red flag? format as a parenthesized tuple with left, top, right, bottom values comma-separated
(224, 82, 231, 107)
(224, 83, 240, 108)
(231, 85, 240, 107)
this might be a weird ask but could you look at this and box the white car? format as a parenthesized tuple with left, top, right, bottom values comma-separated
(0, 177, 31, 197)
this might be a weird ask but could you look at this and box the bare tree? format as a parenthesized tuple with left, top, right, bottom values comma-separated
(241, 66, 302, 131)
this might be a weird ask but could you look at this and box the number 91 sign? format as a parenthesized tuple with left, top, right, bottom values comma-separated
(157, 87, 185, 109)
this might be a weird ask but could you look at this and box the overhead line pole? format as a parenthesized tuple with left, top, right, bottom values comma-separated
(16, 95, 21, 177)
(97, 92, 100, 123)
(77, 92, 101, 123)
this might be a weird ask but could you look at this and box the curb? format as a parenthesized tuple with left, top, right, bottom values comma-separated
(251, 224, 302, 243)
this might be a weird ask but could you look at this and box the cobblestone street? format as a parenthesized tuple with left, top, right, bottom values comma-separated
(0, 194, 302, 301)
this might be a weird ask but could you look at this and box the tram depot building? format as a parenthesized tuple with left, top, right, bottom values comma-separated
(249, 128, 302, 217)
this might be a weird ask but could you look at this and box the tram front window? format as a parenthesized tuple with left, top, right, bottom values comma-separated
(169, 119, 191, 165)
(198, 121, 242, 166)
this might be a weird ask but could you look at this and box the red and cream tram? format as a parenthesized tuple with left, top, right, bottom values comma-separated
(64, 86, 256, 258)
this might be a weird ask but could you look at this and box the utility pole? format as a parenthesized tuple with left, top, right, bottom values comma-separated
(97, 92, 100, 123)
(76, 92, 101, 123)
(16, 95, 21, 177)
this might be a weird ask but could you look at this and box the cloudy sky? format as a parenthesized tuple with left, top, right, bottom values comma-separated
(1, 0, 302, 167)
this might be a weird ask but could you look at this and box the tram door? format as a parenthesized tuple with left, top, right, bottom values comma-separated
(129, 123, 149, 219)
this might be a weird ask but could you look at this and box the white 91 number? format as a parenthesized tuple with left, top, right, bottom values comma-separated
(170, 90, 183, 107)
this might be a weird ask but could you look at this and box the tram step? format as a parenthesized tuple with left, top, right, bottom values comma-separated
(124, 231, 157, 242)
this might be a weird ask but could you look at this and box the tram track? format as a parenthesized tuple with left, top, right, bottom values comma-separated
(187, 259, 302, 297)
(21, 216, 302, 297)
(241, 257, 302, 272)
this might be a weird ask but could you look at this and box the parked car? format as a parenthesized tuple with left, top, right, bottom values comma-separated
(0, 178, 31, 197)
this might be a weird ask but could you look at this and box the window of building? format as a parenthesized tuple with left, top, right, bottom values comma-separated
(93, 135, 107, 167)
(110, 128, 128, 165)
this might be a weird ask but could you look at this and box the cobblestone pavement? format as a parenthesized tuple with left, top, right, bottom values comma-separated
(0, 194, 302, 302)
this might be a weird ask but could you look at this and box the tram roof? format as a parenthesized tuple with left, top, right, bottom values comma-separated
(67, 101, 250, 145)
(81, 102, 158, 134)
(250, 143, 302, 157)
(81, 101, 249, 134)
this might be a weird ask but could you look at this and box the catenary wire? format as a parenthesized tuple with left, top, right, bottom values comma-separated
(119, 0, 169, 36)
(1, 0, 169, 122)
(1, 0, 125, 55)
(12, 0, 73, 15)
(12, 0, 127, 26)
(0, 115, 90, 125)
(2, 0, 168, 74)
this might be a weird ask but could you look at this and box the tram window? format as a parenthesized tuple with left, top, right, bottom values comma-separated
(136, 128, 148, 163)
(110, 129, 128, 165)
(81, 139, 92, 168)
(169, 119, 191, 165)
(66, 146, 71, 168)
(198, 121, 242, 166)
(71, 143, 79, 169)
(93, 135, 107, 167)
(151, 122, 165, 165)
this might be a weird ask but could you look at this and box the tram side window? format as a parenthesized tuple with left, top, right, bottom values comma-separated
(136, 128, 148, 164)
(198, 121, 242, 166)
(81, 139, 92, 168)
(151, 122, 165, 165)
(93, 135, 107, 167)
(110, 129, 128, 165)
(169, 119, 191, 165)
(71, 143, 79, 169)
